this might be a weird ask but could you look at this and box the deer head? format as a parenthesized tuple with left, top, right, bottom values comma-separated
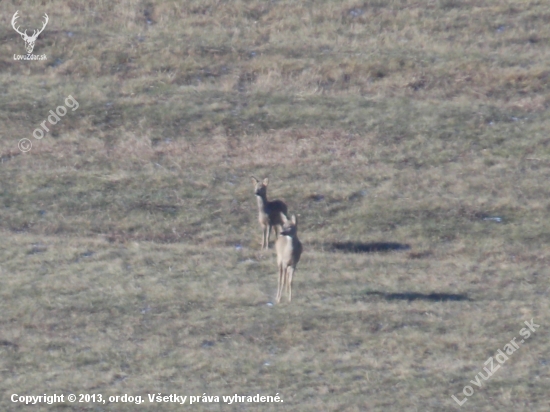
(12, 11, 49, 54)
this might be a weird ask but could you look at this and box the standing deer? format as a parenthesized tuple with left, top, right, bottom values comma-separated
(275, 213, 302, 303)
(251, 177, 288, 250)
(12, 11, 49, 54)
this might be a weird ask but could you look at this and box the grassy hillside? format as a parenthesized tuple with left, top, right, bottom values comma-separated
(1, 0, 550, 410)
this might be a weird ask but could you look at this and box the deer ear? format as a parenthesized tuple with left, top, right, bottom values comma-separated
(251, 176, 258, 184)
(291, 215, 297, 225)
(263, 178, 269, 186)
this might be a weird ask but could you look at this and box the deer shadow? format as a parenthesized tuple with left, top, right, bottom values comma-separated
(329, 241, 411, 253)
(363, 291, 471, 302)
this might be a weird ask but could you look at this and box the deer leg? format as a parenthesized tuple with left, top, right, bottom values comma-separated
(261, 225, 267, 249)
(287, 267, 295, 302)
(276, 263, 284, 303)
(266, 225, 272, 249)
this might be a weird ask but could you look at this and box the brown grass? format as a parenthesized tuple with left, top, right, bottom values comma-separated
(1, 0, 550, 410)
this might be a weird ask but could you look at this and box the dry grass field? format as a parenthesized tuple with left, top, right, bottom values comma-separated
(1, 0, 550, 410)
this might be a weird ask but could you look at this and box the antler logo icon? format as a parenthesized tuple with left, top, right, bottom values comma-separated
(11, 10, 49, 54)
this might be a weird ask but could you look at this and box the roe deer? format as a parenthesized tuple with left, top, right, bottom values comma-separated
(275, 213, 302, 303)
(251, 177, 288, 250)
